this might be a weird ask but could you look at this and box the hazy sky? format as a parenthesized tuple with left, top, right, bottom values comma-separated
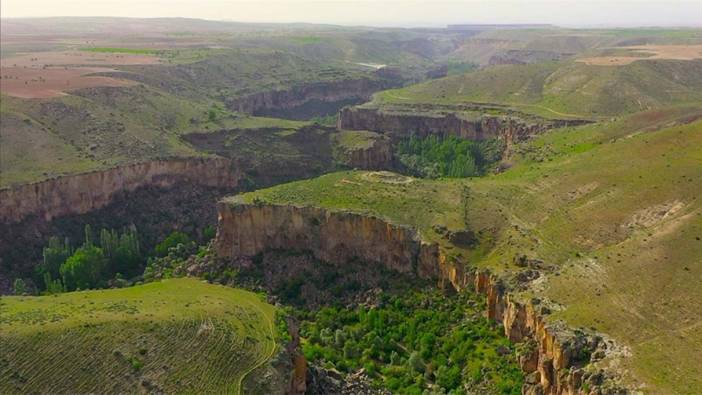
(2, 0, 701, 28)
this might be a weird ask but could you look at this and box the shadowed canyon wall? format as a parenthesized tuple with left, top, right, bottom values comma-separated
(0, 157, 242, 292)
(215, 202, 622, 395)
(0, 157, 239, 224)
(338, 106, 590, 144)
(226, 78, 396, 119)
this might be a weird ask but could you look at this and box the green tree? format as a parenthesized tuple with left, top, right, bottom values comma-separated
(13, 278, 27, 295)
(155, 231, 191, 257)
(43, 272, 65, 294)
(40, 236, 72, 280)
(60, 245, 106, 291)
(408, 351, 424, 373)
(100, 227, 141, 276)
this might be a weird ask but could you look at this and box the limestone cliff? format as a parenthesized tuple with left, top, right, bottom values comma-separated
(214, 202, 624, 395)
(338, 106, 589, 144)
(0, 157, 239, 224)
(332, 133, 395, 170)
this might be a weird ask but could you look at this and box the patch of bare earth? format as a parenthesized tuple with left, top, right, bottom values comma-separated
(577, 44, 702, 66)
(0, 66, 135, 98)
(0, 51, 161, 98)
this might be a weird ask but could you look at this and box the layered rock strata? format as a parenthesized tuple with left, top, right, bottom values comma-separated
(215, 202, 623, 395)
(0, 157, 239, 224)
(226, 78, 394, 115)
(334, 135, 395, 170)
(338, 106, 589, 144)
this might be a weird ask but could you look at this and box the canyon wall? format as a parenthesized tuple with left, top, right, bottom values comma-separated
(334, 136, 395, 170)
(226, 78, 395, 116)
(0, 157, 239, 224)
(215, 202, 621, 395)
(338, 106, 589, 144)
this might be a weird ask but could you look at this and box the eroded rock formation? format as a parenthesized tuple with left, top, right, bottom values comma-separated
(338, 106, 589, 144)
(214, 202, 625, 395)
(0, 157, 239, 224)
(226, 78, 395, 117)
(333, 134, 395, 170)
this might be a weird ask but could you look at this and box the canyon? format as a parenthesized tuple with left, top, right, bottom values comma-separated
(215, 201, 625, 395)
(0, 157, 239, 224)
(338, 105, 590, 144)
(226, 77, 397, 119)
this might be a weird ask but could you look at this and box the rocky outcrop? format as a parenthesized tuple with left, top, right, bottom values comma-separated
(226, 78, 395, 116)
(214, 202, 625, 395)
(215, 203, 426, 276)
(0, 157, 239, 224)
(338, 106, 589, 144)
(333, 134, 395, 170)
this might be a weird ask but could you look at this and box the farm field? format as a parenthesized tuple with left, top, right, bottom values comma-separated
(0, 278, 278, 394)
(578, 44, 702, 65)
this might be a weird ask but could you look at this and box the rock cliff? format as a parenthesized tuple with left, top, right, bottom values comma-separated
(214, 202, 625, 395)
(338, 106, 589, 144)
(0, 157, 239, 224)
(332, 133, 395, 170)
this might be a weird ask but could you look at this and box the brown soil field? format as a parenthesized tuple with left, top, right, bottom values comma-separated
(1, 51, 162, 67)
(578, 44, 702, 65)
(0, 51, 161, 98)
(0, 66, 136, 98)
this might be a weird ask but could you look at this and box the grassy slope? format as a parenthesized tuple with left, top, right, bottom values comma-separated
(372, 59, 702, 119)
(0, 278, 277, 394)
(333, 130, 380, 149)
(237, 107, 702, 393)
(0, 85, 311, 187)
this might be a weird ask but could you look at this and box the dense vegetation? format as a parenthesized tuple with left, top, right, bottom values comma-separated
(298, 289, 523, 394)
(396, 135, 504, 178)
(18, 226, 210, 295)
(34, 226, 142, 293)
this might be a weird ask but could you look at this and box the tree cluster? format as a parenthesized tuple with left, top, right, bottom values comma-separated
(36, 225, 142, 293)
(299, 289, 523, 394)
(396, 135, 504, 178)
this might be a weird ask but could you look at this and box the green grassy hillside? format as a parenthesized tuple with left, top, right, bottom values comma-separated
(0, 86, 310, 187)
(372, 59, 702, 119)
(236, 107, 702, 393)
(0, 278, 278, 394)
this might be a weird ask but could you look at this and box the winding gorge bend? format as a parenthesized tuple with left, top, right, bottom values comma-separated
(215, 202, 622, 395)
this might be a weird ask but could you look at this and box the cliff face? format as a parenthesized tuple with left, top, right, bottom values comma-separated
(215, 202, 622, 395)
(215, 203, 424, 276)
(334, 136, 395, 170)
(226, 78, 394, 116)
(0, 157, 239, 224)
(346, 138, 394, 170)
(338, 106, 587, 144)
